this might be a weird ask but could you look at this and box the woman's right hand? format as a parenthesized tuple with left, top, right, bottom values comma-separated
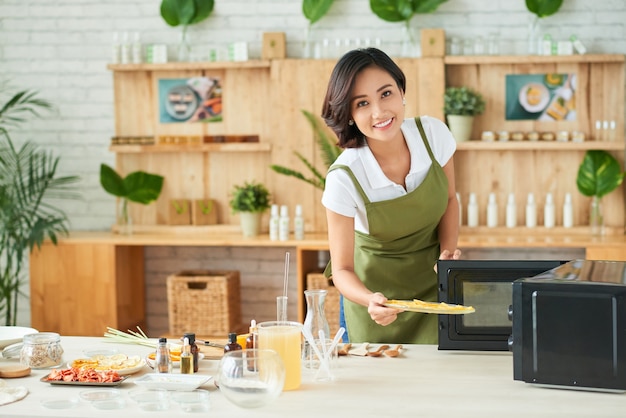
(367, 292, 402, 326)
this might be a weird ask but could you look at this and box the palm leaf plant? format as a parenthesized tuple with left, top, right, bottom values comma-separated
(270, 109, 342, 191)
(0, 84, 81, 326)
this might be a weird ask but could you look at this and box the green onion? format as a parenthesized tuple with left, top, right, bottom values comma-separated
(103, 326, 156, 348)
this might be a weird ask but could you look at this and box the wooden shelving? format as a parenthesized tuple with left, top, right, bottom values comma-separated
(444, 54, 624, 65)
(110, 143, 272, 153)
(107, 60, 271, 71)
(456, 140, 624, 151)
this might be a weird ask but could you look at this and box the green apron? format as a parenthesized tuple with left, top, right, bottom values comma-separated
(327, 117, 448, 344)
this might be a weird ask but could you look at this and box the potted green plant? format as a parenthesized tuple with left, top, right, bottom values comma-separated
(100, 164, 164, 234)
(160, 0, 215, 61)
(0, 83, 81, 326)
(576, 150, 625, 235)
(370, 0, 448, 56)
(270, 109, 342, 190)
(229, 181, 271, 237)
(443, 86, 485, 142)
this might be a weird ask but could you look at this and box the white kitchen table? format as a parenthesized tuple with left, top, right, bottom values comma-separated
(0, 336, 624, 417)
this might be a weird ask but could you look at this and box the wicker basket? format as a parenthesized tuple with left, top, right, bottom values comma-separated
(306, 273, 341, 337)
(167, 270, 242, 338)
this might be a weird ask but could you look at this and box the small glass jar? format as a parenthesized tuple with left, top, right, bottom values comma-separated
(481, 131, 495, 142)
(20, 332, 64, 369)
(527, 131, 539, 141)
(497, 131, 510, 142)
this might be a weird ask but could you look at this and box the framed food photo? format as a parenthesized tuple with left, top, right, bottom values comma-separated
(505, 73, 576, 121)
(158, 77, 223, 123)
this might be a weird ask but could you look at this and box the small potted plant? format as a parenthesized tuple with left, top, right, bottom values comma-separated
(229, 181, 271, 237)
(576, 150, 625, 235)
(443, 86, 486, 142)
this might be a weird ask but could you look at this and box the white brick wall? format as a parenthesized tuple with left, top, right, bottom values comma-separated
(1, 0, 624, 329)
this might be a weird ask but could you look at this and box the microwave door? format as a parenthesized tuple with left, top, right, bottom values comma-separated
(456, 280, 512, 335)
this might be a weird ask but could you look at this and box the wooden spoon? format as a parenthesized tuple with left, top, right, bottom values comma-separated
(366, 344, 390, 357)
(337, 343, 352, 356)
(384, 344, 403, 357)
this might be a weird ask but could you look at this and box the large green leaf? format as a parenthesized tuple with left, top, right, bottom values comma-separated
(370, 0, 447, 22)
(100, 163, 164, 205)
(189, 0, 215, 24)
(303, 0, 335, 25)
(370, 0, 414, 22)
(576, 150, 625, 198)
(525, 0, 563, 18)
(160, 0, 213, 27)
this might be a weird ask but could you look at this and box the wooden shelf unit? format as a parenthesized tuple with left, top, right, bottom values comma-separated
(109, 143, 272, 153)
(446, 53, 625, 231)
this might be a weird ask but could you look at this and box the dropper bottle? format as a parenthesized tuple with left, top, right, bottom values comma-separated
(180, 337, 193, 374)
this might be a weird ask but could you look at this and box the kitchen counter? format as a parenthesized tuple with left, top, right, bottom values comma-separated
(0, 336, 624, 417)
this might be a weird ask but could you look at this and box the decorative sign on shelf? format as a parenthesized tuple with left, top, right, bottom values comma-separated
(505, 73, 576, 121)
(158, 77, 222, 123)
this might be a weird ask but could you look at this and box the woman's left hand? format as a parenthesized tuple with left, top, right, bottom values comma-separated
(434, 249, 462, 272)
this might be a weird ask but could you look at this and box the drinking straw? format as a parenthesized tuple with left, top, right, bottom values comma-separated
(277, 252, 290, 322)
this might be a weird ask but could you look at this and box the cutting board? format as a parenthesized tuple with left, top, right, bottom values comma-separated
(0, 364, 30, 378)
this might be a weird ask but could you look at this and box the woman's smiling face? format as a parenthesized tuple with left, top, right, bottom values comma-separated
(350, 65, 405, 144)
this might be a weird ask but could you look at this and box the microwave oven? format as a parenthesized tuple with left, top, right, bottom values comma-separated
(437, 259, 566, 351)
(511, 259, 626, 392)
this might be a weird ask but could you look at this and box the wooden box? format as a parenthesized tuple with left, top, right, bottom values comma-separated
(307, 273, 341, 337)
(421, 28, 446, 57)
(192, 199, 219, 225)
(262, 32, 286, 60)
(168, 199, 191, 225)
(167, 270, 243, 337)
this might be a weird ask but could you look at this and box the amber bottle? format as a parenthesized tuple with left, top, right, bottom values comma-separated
(224, 333, 242, 353)
(184, 332, 199, 372)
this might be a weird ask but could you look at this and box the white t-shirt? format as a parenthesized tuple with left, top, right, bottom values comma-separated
(321, 116, 456, 234)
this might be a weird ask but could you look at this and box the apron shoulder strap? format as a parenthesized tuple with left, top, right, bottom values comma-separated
(327, 164, 371, 204)
(414, 117, 437, 163)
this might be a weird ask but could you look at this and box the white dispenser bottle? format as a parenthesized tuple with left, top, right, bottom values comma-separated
(278, 205, 289, 241)
(487, 193, 498, 228)
(269, 204, 279, 241)
(505, 193, 516, 228)
(467, 193, 478, 227)
(544, 192, 555, 228)
(294, 204, 304, 240)
(563, 192, 574, 228)
(525, 193, 537, 228)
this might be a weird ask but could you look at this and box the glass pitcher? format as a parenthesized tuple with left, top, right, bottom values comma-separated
(302, 289, 330, 368)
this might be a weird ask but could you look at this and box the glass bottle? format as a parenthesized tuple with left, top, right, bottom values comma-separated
(20, 332, 63, 369)
(155, 337, 172, 373)
(302, 289, 330, 368)
(180, 337, 193, 374)
(224, 333, 242, 353)
(184, 332, 199, 372)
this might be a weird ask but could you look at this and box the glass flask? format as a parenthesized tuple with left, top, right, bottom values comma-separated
(302, 289, 330, 368)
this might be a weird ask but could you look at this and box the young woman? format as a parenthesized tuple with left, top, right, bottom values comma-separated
(321, 48, 461, 344)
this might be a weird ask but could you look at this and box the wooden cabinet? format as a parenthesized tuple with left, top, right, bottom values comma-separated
(445, 54, 625, 233)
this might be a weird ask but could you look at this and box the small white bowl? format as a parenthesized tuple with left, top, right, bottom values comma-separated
(129, 388, 170, 411)
(172, 389, 210, 412)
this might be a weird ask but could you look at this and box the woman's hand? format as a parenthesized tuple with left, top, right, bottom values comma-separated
(367, 292, 402, 326)
(434, 249, 462, 272)
(439, 249, 462, 260)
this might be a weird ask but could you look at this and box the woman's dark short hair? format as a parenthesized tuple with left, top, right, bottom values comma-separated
(321, 48, 406, 148)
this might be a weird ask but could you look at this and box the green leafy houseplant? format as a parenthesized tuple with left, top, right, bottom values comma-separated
(100, 164, 164, 233)
(229, 181, 271, 214)
(444, 86, 486, 116)
(576, 150, 625, 234)
(303, 0, 335, 25)
(160, 0, 215, 61)
(370, 0, 448, 56)
(270, 109, 342, 191)
(0, 84, 81, 325)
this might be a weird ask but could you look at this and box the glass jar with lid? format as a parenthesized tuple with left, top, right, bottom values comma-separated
(20, 332, 64, 369)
